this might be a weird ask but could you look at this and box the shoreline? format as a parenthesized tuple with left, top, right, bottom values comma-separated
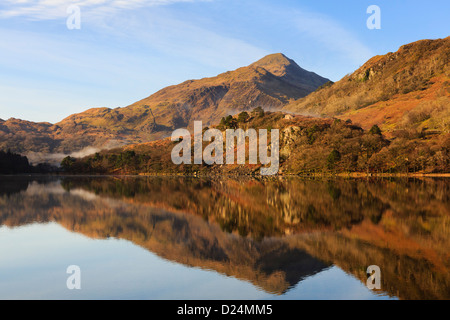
(136, 172, 450, 178)
(1, 172, 449, 178)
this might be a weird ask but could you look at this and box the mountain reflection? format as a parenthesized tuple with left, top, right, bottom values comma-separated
(0, 176, 448, 299)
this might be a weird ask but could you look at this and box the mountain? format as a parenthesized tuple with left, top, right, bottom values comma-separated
(129, 53, 329, 126)
(284, 37, 450, 135)
(0, 54, 329, 159)
(2, 37, 448, 168)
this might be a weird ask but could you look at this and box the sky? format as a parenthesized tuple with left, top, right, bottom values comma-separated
(0, 0, 449, 123)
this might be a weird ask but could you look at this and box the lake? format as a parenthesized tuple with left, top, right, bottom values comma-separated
(0, 176, 448, 300)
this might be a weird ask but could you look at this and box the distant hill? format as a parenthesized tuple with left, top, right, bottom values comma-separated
(284, 37, 450, 135)
(0, 54, 329, 158)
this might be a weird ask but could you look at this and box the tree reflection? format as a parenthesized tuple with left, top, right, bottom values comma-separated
(0, 176, 448, 299)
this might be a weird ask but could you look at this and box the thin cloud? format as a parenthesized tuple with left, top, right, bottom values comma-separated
(102, 12, 269, 70)
(292, 9, 374, 65)
(0, 0, 209, 19)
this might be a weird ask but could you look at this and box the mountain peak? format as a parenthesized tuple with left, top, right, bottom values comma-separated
(251, 53, 295, 76)
(250, 53, 330, 92)
(252, 53, 291, 65)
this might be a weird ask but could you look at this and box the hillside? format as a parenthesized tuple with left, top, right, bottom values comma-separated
(65, 109, 450, 174)
(0, 54, 329, 158)
(284, 37, 450, 136)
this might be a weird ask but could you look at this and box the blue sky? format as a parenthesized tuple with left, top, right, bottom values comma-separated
(0, 0, 448, 123)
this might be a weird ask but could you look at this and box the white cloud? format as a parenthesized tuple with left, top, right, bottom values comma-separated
(0, 0, 265, 71)
(0, 0, 208, 20)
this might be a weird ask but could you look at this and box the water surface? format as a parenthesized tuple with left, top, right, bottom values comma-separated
(0, 176, 448, 300)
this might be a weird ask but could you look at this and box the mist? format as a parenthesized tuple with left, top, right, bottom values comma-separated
(25, 140, 127, 166)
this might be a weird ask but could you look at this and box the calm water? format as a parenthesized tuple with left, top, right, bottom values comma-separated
(0, 176, 448, 300)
